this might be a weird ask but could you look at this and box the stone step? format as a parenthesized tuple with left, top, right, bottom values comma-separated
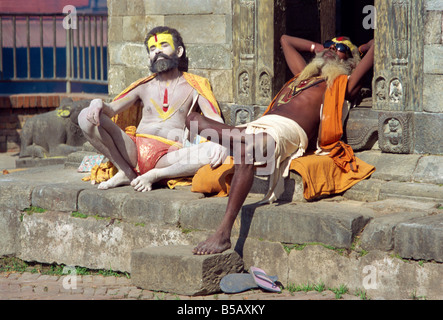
(0, 167, 373, 250)
(343, 178, 443, 202)
(2, 164, 443, 298)
(131, 245, 243, 296)
(16, 157, 67, 169)
(2, 165, 443, 262)
(180, 197, 373, 249)
(7, 209, 204, 272)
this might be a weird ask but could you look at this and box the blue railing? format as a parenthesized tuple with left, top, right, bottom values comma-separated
(0, 13, 108, 94)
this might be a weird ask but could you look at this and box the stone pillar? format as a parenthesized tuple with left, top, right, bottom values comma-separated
(318, 0, 336, 44)
(420, 0, 443, 154)
(373, 0, 443, 155)
(373, 0, 425, 153)
(230, 0, 286, 125)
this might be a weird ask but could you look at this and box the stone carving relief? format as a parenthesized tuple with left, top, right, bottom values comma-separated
(383, 118, 403, 146)
(389, 79, 403, 103)
(379, 112, 412, 154)
(344, 108, 379, 151)
(235, 109, 252, 125)
(19, 98, 89, 159)
(233, 0, 283, 107)
(375, 77, 387, 102)
(374, 74, 407, 110)
(258, 72, 272, 100)
(391, 0, 409, 65)
(239, 0, 255, 60)
(238, 71, 250, 97)
(231, 105, 254, 126)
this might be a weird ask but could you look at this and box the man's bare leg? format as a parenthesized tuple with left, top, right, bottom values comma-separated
(131, 141, 227, 192)
(186, 112, 274, 255)
(193, 161, 254, 255)
(78, 109, 138, 189)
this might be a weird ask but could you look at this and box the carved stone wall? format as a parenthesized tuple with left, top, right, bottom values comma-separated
(373, 0, 424, 113)
(107, 0, 233, 105)
(373, 0, 443, 154)
(230, 0, 286, 125)
(106, 0, 443, 155)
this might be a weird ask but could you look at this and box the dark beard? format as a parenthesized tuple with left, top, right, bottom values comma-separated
(150, 52, 180, 73)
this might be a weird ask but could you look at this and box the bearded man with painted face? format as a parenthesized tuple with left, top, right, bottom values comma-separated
(187, 35, 375, 255)
(78, 26, 227, 192)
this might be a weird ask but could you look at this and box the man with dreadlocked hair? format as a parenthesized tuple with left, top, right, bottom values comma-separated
(187, 35, 375, 255)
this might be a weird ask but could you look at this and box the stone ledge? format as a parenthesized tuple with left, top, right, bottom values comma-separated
(0, 93, 108, 109)
(394, 214, 443, 262)
(360, 211, 432, 252)
(14, 210, 199, 272)
(5, 205, 443, 299)
(181, 198, 373, 249)
(287, 246, 443, 300)
(16, 157, 67, 169)
(131, 245, 243, 296)
(1, 163, 443, 267)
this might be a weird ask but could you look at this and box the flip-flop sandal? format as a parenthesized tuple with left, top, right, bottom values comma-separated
(250, 266, 281, 293)
(220, 273, 278, 294)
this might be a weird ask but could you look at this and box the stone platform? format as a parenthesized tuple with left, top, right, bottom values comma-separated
(0, 150, 442, 299)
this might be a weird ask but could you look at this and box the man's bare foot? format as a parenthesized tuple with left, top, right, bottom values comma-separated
(97, 171, 131, 190)
(130, 170, 157, 192)
(192, 232, 231, 255)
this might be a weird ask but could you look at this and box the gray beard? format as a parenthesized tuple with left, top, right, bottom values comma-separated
(296, 51, 355, 88)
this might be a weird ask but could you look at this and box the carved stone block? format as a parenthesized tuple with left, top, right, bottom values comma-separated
(373, 72, 408, 111)
(256, 69, 273, 105)
(344, 107, 379, 151)
(238, 70, 251, 98)
(373, 0, 424, 112)
(378, 112, 413, 154)
(230, 105, 254, 126)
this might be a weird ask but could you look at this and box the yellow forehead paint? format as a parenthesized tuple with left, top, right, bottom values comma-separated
(147, 33, 175, 51)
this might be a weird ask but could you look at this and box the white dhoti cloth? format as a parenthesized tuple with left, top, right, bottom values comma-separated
(238, 114, 308, 203)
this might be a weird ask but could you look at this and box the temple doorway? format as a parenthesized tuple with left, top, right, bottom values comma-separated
(282, 0, 375, 91)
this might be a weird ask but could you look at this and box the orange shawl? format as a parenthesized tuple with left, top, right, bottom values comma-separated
(111, 72, 221, 130)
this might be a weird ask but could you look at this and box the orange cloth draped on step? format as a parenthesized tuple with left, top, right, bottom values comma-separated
(288, 152, 375, 200)
(191, 156, 235, 197)
(191, 74, 376, 200)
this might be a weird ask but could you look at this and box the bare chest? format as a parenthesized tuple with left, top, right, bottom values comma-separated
(267, 80, 327, 139)
(136, 80, 196, 139)
(140, 81, 195, 122)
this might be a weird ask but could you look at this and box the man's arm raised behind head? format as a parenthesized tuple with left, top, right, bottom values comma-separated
(346, 40, 374, 101)
(280, 35, 324, 76)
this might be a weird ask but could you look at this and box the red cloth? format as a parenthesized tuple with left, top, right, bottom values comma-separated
(127, 133, 180, 175)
